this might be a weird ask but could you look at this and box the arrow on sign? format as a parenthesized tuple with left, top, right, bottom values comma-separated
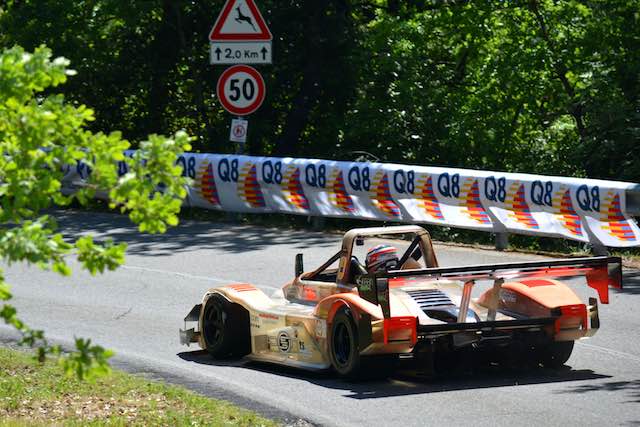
(210, 42, 272, 65)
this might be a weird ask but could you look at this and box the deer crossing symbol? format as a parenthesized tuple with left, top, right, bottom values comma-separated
(235, 6, 257, 32)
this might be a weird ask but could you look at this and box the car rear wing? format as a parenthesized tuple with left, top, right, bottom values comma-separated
(356, 256, 622, 319)
(355, 256, 621, 344)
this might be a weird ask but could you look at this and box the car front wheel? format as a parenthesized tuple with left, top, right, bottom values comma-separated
(202, 293, 250, 358)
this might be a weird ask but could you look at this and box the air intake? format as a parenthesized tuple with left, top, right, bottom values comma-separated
(406, 289, 478, 323)
(406, 289, 455, 309)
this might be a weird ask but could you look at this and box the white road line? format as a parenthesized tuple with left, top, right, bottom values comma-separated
(121, 265, 278, 289)
(577, 341, 640, 364)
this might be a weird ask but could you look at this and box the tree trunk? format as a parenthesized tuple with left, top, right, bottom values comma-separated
(273, 2, 328, 156)
(528, 0, 587, 143)
(146, 0, 185, 135)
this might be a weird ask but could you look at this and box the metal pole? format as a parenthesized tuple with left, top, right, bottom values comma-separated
(495, 232, 509, 251)
(487, 278, 504, 321)
(626, 186, 640, 215)
(311, 216, 326, 231)
(457, 280, 475, 323)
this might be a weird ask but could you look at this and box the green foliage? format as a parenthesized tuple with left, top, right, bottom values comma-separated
(75, 236, 126, 275)
(0, 45, 191, 379)
(342, 1, 640, 178)
(60, 338, 114, 380)
(0, 347, 277, 425)
(2, 1, 636, 179)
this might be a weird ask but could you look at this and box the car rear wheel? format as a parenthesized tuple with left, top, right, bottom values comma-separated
(538, 340, 574, 368)
(329, 307, 362, 379)
(202, 294, 251, 358)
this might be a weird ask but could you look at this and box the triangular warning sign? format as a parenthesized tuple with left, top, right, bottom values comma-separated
(209, 0, 272, 41)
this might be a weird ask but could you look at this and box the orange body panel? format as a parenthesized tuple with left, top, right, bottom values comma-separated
(502, 279, 582, 309)
(314, 292, 383, 322)
(477, 278, 583, 324)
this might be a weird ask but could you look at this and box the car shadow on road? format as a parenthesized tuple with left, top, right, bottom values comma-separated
(177, 350, 611, 400)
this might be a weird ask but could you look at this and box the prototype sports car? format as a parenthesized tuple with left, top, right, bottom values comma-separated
(180, 225, 622, 378)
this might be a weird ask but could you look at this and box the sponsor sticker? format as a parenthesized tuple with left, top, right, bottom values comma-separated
(259, 313, 280, 323)
(356, 276, 374, 292)
(278, 331, 291, 352)
(250, 314, 260, 329)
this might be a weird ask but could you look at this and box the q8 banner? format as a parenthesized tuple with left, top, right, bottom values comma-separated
(76, 152, 639, 248)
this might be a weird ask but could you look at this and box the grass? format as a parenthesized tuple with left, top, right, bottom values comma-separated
(0, 347, 277, 427)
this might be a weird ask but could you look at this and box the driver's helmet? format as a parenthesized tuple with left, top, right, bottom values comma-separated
(365, 244, 399, 273)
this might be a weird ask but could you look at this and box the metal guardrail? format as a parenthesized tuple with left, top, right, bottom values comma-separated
(496, 186, 640, 253)
(62, 153, 640, 252)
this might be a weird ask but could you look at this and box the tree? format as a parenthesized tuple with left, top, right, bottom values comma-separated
(0, 45, 191, 378)
(1, 1, 637, 179)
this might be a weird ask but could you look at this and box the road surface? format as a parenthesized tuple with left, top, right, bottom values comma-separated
(1, 209, 639, 426)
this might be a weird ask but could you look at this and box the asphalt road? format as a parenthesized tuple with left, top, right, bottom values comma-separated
(1, 209, 639, 426)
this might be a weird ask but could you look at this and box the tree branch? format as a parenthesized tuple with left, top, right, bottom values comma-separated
(528, 0, 586, 141)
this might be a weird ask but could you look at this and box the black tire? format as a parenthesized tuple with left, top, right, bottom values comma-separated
(538, 340, 574, 368)
(329, 307, 362, 379)
(202, 294, 251, 359)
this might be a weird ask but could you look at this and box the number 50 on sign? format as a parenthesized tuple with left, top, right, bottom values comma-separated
(216, 65, 266, 116)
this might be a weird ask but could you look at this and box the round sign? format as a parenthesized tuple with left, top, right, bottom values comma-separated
(233, 123, 246, 138)
(216, 65, 266, 116)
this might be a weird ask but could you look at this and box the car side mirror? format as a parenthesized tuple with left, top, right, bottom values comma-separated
(295, 253, 304, 278)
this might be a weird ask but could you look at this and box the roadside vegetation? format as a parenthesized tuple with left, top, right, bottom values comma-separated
(1, 1, 637, 181)
(0, 347, 276, 426)
(0, 44, 190, 375)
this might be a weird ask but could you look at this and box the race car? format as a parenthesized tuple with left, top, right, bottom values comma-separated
(180, 225, 622, 378)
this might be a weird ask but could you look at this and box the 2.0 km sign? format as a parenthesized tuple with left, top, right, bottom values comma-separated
(210, 42, 271, 64)
(216, 65, 266, 116)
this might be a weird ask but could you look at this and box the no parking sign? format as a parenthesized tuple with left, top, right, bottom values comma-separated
(229, 118, 249, 143)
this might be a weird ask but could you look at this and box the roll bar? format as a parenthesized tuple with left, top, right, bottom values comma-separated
(336, 225, 438, 285)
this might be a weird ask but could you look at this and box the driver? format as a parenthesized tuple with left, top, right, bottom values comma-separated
(365, 244, 399, 273)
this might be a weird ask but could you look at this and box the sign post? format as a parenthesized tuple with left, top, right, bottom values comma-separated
(209, 0, 272, 150)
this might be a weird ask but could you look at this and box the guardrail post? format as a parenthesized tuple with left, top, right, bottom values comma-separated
(226, 211, 241, 223)
(590, 242, 609, 256)
(626, 187, 640, 215)
(310, 216, 326, 231)
(495, 232, 509, 251)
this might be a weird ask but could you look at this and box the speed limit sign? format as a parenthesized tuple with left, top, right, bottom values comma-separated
(216, 65, 266, 116)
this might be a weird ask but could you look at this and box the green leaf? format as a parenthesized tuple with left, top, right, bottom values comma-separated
(0, 283, 12, 301)
(0, 44, 189, 380)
